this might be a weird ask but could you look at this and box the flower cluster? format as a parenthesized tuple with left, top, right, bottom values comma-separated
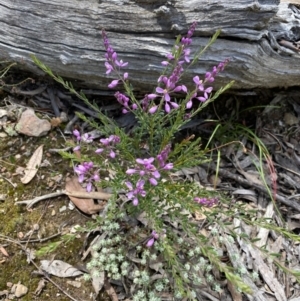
(115, 91, 138, 114)
(125, 180, 146, 206)
(102, 23, 228, 117)
(102, 30, 128, 88)
(125, 146, 173, 205)
(126, 158, 161, 186)
(72, 129, 94, 151)
(150, 66, 187, 113)
(95, 135, 120, 159)
(186, 59, 229, 108)
(148, 22, 198, 114)
(156, 144, 172, 168)
(162, 21, 197, 66)
(74, 161, 100, 192)
(194, 197, 219, 207)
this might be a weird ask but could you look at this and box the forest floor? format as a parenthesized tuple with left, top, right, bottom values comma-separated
(1, 69, 300, 301)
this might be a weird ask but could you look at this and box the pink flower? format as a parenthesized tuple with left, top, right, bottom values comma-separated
(146, 230, 159, 248)
(108, 79, 119, 88)
(146, 238, 155, 247)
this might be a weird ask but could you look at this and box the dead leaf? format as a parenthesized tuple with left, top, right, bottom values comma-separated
(65, 177, 107, 214)
(0, 246, 9, 257)
(238, 169, 264, 186)
(40, 259, 83, 277)
(21, 145, 43, 184)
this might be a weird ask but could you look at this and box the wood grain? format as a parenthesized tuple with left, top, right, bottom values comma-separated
(0, 0, 299, 92)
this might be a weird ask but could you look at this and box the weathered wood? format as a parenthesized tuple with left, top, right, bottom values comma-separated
(0, 0, 299, 92)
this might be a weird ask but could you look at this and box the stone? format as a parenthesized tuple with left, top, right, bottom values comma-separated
(15, 109, 51, 137)
(13, 283, 28, 298)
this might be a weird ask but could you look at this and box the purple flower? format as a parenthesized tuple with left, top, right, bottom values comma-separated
(152, 230, 159, 239)
(146, 238, 155, 247)
(115, 92, 130, 107)
(126, 168, 137, 175)
(114, 92, 140, 113)
(95, 135, 120, 159)
(102, 30, 129, 88)
(146, 230, 159, 248)
(205, 72, 214, 83)
(186, 68, 219, 107)
(141, 94, 157, 112)
(115, 59, 128, 67)
(197, 86, 213, 102)
(181, 21, 197, 46)
(109, 150, 116, 158)
(157, 145, 171, 166)
(156, 144, 173, 170)
(126, 157, 162, 186)
(86, 182, 92, 192)
(108, 79, 119, 89)
(74, 162, 100, 192)
(149, 106, 158, 114)
(105, 62, 113, 74)
(95, 148, 104, 154)
(183, 48, 191, 63)
(125, 180, 146, 206)
(193, 76, 204, 91)
(149, 178, 158, 186)
(126, 147, 173, 189)
(153, 64, 188, 113)
(166, 53, 175, 60)
(163, 163, 173, 170)
(81, 133, 94, 143)
(73, 129, 81, 141)
(100, 138, 110, 146)
(194, 197, 219, 207)
(136, 157, 155, 166)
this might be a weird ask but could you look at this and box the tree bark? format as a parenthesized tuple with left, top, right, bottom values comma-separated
(0, 0, 299, 93)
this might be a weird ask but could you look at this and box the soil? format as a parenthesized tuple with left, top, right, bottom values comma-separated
(1, 68, 300, 301)
(0, 133, 107, 300)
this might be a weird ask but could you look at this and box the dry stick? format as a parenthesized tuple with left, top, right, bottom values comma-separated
(19, 232, 62, 244)
(47, 87, 60, 117)
(0, 173, 17, 188)
(201, 163, 300, 212)
(0, 235, 82, 301)
(13, 85, 47, 96)
(15, 190, 112, 208)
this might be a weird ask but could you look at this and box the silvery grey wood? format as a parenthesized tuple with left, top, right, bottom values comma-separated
(0, 0, 299, 92)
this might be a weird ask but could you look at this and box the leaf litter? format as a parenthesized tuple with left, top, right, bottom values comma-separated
(1, 78, 300, 301)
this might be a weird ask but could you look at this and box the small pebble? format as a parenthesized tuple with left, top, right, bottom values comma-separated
(59, 206, 67, 213)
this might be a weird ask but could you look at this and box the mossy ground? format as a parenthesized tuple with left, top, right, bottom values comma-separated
(0, 132, 105, 300)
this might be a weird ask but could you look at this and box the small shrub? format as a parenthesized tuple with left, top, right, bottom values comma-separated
(32, 23, 300, 300)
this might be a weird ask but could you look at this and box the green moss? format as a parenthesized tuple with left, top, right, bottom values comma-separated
(0, 133, 101, 300)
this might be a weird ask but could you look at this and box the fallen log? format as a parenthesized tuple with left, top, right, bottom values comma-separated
(0, 0, 300, 93)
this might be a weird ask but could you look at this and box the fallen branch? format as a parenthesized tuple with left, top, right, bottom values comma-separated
(15, 190, 112, 209)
